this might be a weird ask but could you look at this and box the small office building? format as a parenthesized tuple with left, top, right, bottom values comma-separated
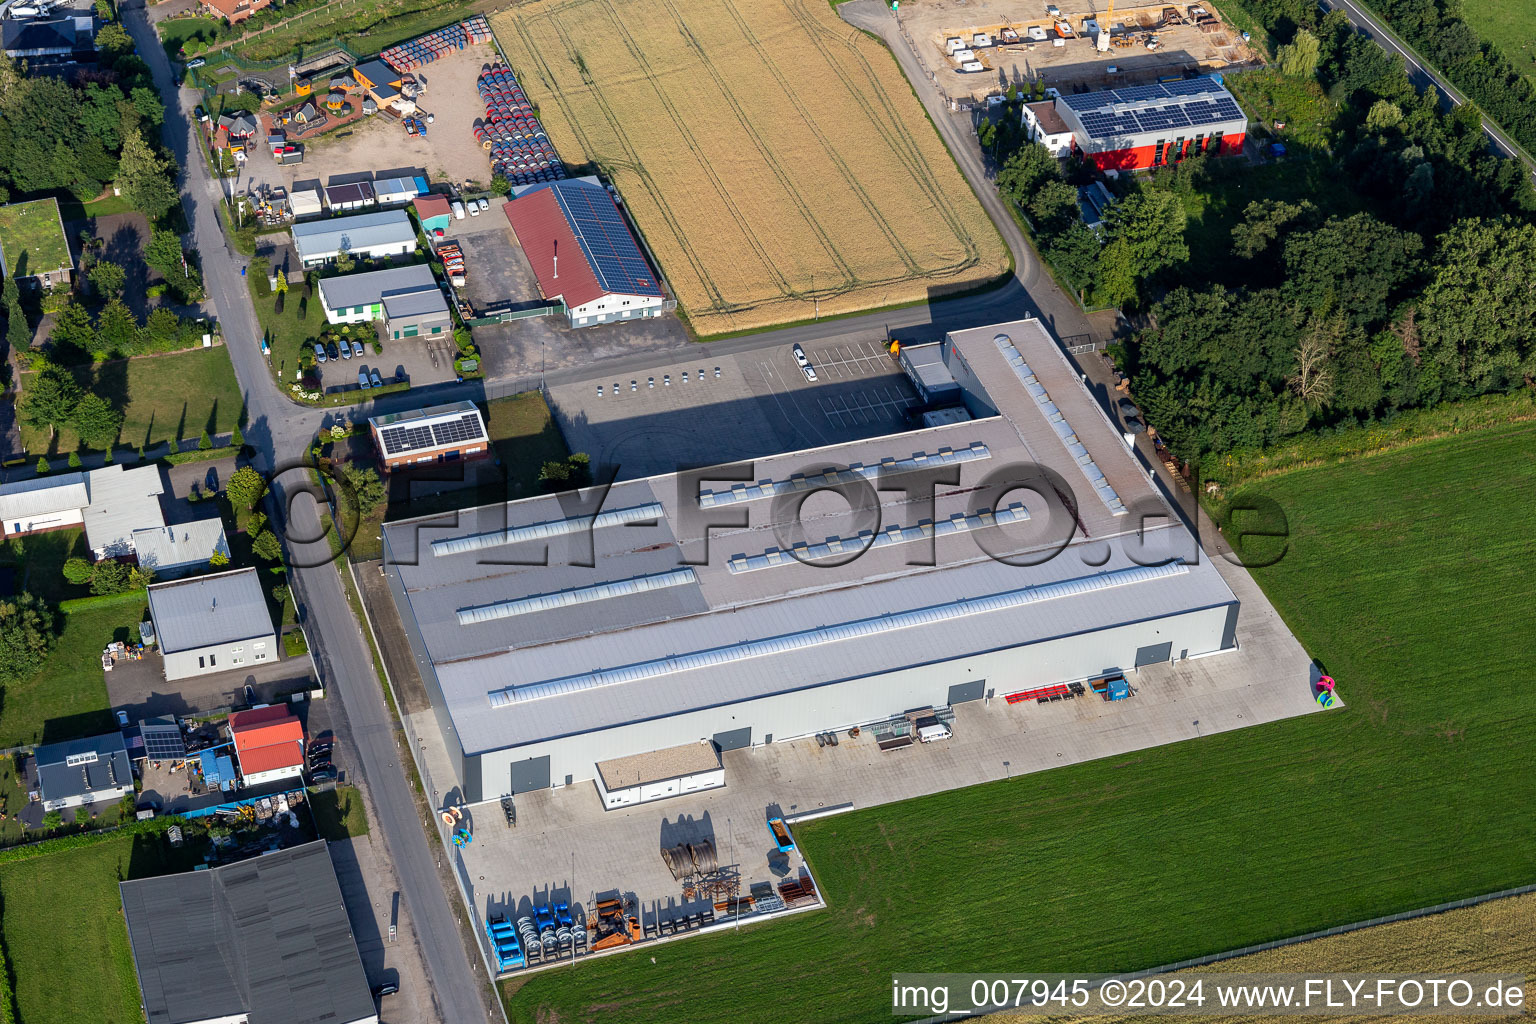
(33, 732, 135, 812)
(372, 176, 418, 207)
(290, 209, 415, 267)
(594, 742, 724, 810)
(120, 841, 379, 1024)
(316, 263, 451, 338)
(146, 568, 277, 681)
(414, 194, 452, 237)
(368, 400, 488, 472)
(230, 705, 305, 787)
(130, 517, 230, 579)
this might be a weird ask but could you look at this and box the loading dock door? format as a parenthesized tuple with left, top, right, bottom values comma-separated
(947, 680, 985, 705)
(509, 755, 551, 794)
(712, 727, 751, 753)
(1135, 642, 1173, 668)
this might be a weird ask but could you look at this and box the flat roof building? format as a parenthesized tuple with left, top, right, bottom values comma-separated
(368, 400, 488, 472)
(897, 342, 960, 404)
(131, 517, 230, 578)
(0, 463, 165, 559)
(33, 731, 134, 811)
(381, 317, 1238, 806)
(1047, 77, 1248, 171)
(324, 181, 376, 213)
(371, 176, 418, 206)
(146, 568, 277, 681)
(504, 176, 667, 329)
(120, 840, 379, 1024)
(317, 263, 450, 339)
(0, 197, 72, 289)
(290, 209, 415, 267)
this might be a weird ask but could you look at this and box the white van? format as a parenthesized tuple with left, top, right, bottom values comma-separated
(451, 200, 466, 220)
(918, 722, 952, 743)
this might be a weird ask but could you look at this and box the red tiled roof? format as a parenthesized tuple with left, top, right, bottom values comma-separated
(503, 188, 605, 310)
(231, 705, 298, 732)
(237, 740, 304, 775)
(414, 195, 451, 222)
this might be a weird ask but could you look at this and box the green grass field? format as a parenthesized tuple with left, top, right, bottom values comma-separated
(157, 15, 222, 57)
(1461, 0, 1536, 82)
(0, 832, 204, 1024)
(0, 197, 70, 279)
(502, 421, 1536, 1023)
(21, 347, 244, 455)
(0, 591, 145, 748)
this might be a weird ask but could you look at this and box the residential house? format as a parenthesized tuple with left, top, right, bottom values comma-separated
(229, 705, 305, 787)
(33, 732, 134, 812)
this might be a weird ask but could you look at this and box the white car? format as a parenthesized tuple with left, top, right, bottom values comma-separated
(714, 366, 721, 378)
(477, 197, 490, 212)
(186, 58, 206, 69)
(663, 374, 670, 386)
(792, 344, 809, 367)
(631, 380, 638, 391)
(597, 384, 604, 396)
(468, 201, 481, 217)
(802, 365, 818, 383)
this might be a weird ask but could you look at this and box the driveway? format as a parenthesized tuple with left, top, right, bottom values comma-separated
(106, 646, 316, 720)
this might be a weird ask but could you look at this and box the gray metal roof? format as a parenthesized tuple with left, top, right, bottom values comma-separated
(146, 568, 274, 654)
(901, 342, 959, 393)
(0, 471, 88, 522)
(383, 287, 449, 320)
(291, 209, 413, 260)
(318, 263, 437, 311)
(34, 731, 131, 803)
(132, 516, 230, 573)
(119, 841, 378, 1024)
(84, 464, 166, 557)
(383, 318, 1235, 755)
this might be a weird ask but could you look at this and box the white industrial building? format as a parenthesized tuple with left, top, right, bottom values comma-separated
(290, 209, 416, 267)
(131, 516, 230, 578)
(382, 318, 1240, 808)
(146, 568, 277, 681)
(0, 463, 166, 559)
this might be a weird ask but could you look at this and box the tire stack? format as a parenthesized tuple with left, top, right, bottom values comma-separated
(474, 64, 565, 186)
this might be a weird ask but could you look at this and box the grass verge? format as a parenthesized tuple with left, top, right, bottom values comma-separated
(309, 784, 370, 841)
(502, 420, 1536, 1023)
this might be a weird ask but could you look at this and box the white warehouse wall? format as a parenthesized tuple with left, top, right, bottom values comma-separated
(464, 603, 1233, 804)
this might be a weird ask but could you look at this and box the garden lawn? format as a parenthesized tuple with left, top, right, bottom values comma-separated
(0, 592, 145, 747)
(20, 347, 244, 455)
(247, 269, 319, 371)
(0, 832, 196, 1024)
(156, 15, 222, 57)
(0, 527, 89, 603)
(503, 420, 1536, 1024)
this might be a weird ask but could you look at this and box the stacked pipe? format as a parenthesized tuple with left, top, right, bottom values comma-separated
(462, 14, 494, 44)
(474, 64, 567, 187)
(380, 21, 472, 73)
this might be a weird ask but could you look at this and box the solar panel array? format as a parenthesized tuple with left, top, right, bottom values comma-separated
(550, 183, 662, 298)
(1061, 78, 1243, 140)
(380, 413, 485, 456)
(140, 724, 186, 761)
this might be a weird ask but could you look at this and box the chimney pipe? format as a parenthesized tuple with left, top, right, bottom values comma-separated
(553, 239, 558, 279)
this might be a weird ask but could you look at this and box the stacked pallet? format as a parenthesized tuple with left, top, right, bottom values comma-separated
(778, 874, 818, 907)
(474, 64, 565, 186)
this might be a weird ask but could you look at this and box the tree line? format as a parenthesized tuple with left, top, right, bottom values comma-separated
(1238, 0, 1536, 161)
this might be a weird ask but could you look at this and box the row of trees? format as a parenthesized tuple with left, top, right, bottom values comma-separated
(62, 557, 154, 595)
(46, 298, 205, 364)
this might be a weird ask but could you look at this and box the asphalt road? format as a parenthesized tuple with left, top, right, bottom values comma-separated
(1319, 0, 1535, 180)
(122, 7, 494, 1022)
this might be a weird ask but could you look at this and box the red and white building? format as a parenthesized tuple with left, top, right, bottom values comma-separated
(503, 176, 668, 329)
(1023, 77, 1247, 172)
(230, 705, 306, 787)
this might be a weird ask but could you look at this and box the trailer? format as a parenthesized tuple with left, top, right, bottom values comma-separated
(484, 915, 525, 971)
(767, 816, 795, 853)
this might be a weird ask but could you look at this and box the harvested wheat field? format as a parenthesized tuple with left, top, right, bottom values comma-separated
(490, 0, 1009, 335)
(985, 892, 1536, 1024)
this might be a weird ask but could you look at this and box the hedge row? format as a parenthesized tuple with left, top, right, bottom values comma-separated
(0, 815, 182, 868)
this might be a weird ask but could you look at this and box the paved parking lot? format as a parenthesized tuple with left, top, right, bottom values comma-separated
(106, 647, 316, 720)
(548, 335, 921, 480)
(313, 328, 459, 395)
(429, 542, 1330, 976)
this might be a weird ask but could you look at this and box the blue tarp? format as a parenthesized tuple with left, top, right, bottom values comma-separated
(199, 750, 237, 791)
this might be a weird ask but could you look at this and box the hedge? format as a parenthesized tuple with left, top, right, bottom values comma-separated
(0, 815, 182, 868)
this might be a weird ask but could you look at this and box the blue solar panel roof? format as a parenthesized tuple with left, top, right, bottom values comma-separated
(1060, 77, 1245, 139)
(539, 180, 662, 298)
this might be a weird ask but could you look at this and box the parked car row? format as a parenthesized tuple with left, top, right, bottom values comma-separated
(314, 339, 367, 363)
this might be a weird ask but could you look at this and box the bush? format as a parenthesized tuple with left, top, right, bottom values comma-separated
(34, 457, 47, 474)
(88, 560, 133, 595)
(66, 452, 82, 469)
(62, 557, 94, 585)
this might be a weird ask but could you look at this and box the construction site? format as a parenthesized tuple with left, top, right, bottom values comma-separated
(899, 0, 1260, 98)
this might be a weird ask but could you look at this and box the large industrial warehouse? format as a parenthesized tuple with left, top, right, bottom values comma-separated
(1023, 76, 1248, 171)
(381, 318, 1240, 806)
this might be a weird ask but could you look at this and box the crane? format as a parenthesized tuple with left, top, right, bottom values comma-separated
(1097, 0, 1115, 50)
